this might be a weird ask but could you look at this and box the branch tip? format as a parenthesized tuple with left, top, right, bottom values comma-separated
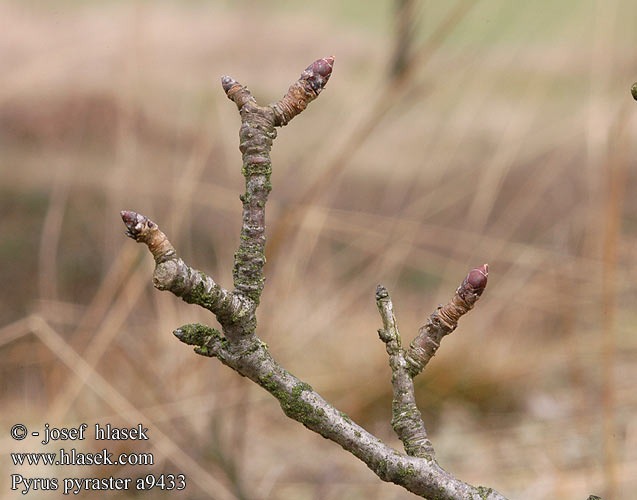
(463, 263, 488, 296)
(173, 323, 221, 347)
(376, 284, 389, 300)
(120, 210, 156, 241)
(405, 264, 490, 377)
(221, 75, 238, 93)
(270, 56, 335, 126)
(301, 56, 335, 93)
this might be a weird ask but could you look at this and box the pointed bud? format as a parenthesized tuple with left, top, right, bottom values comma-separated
(221, 75, 238, 94)
(120, 210, 157, 241)
(464, 264, 488, 296)
(121, 210, 143, 239)
(375, 284, 389, 300)
(301, 56, 335, 93)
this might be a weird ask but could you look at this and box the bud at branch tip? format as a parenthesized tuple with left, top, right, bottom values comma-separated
(465, 264, 488, 295)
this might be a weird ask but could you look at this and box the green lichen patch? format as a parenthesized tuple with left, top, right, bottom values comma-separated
(476, 486, 495, 499)
(194, 345, 211, 356)
(372, 459, 390, 481)
(339, 411, 353, 424)
(258, 375, 325, 427)
(397, 464, 416, 478)
(185, 279, 215, 310)
(173, 323, 221, 346)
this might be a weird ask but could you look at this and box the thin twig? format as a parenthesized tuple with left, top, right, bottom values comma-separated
(406, 264, 488, 377)
(376, 285, 433, 457)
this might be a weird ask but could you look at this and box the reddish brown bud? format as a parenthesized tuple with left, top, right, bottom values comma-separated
(311, 56, 334, 78)
(464, 264, 488, 296)
(121, 209, 137, 227)
(121, 210, 155, 240)
(301, 56, 335, 93)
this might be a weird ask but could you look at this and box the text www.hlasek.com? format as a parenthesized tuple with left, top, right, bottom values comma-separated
(11, 448, 153, 466)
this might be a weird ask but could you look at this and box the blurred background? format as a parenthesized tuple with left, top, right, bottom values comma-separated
(1, 0, 636, 498)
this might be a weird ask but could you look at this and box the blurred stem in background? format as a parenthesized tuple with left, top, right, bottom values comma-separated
(601, 107, 631, 500)
(389, 0, 418, 79)
(266, 0, 479, 264)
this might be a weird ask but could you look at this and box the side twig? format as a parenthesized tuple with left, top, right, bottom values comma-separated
(376, 285, 433, 457)
(121, 210, 252, 341)
(406, 264, 488, 377)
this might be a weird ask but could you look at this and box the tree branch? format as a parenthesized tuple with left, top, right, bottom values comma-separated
(376, 285, 433, 458)
(222, 77, 273, 308)
(121, 59, 600, 500)
(270, 56, 334, 126)
(120, 59, 512, 500)
(405, 264, 488, 377)
(173, 321, 507, 500)
(221, 56, 334, 309)
(120, 210, 254, 340)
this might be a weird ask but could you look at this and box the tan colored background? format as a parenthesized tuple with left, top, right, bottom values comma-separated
(1, 1, 636, 498)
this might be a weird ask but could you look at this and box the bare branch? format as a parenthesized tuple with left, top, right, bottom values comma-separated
(376, 285, 433, 457)
(117, 58, 612, 499)
(406, 264, 488, 377)
(221, 57, 334, 309)
(173, 320, 507, 500)
(270, 56, 334, 126)
(122, 59, 513, 500)
(121, 210, 254, 337)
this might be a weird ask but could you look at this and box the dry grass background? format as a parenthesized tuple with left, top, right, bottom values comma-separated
(1, 0, 636, 499)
